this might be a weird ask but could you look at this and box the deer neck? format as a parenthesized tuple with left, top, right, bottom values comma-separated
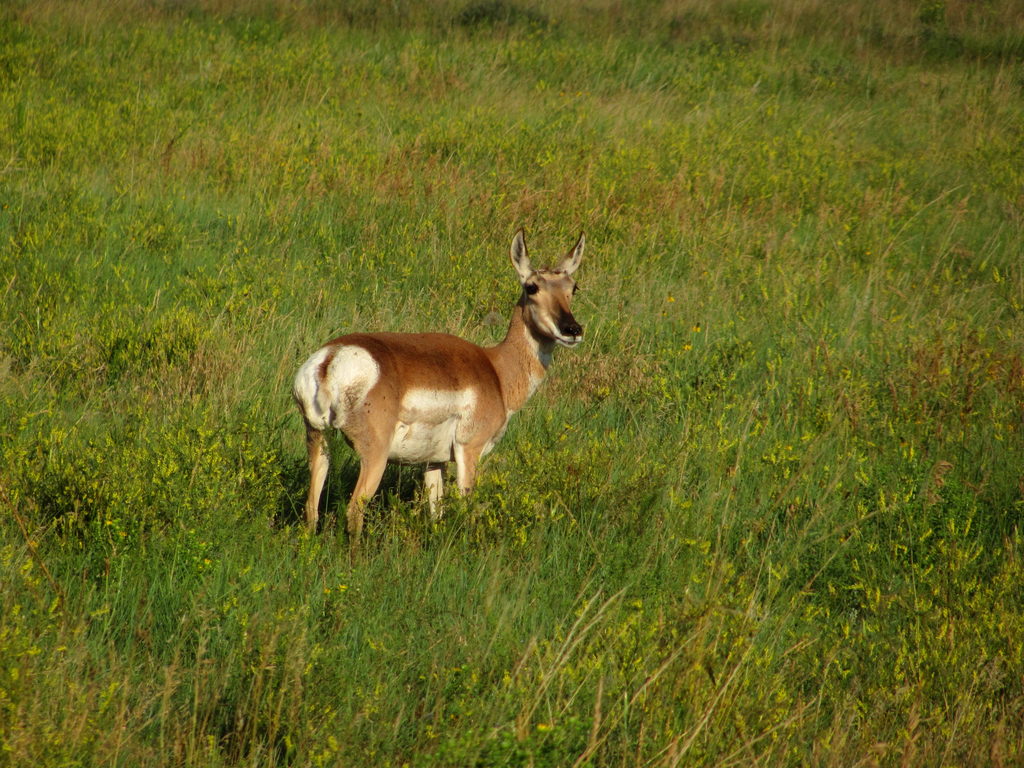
(487, 301, 555, 415)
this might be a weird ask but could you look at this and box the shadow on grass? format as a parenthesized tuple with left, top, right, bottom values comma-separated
(275, 437, 429, 534)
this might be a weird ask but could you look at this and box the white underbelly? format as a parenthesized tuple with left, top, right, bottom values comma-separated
(388, 387, 477, 464)
(389, 419, 458, 464)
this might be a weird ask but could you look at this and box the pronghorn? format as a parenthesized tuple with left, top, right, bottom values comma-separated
(293, 229, 585, 542)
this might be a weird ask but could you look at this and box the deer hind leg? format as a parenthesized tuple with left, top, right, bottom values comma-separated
(346, 448, 388, 544)
(304, 425, 329, 531)
(424, 463, 445, 519)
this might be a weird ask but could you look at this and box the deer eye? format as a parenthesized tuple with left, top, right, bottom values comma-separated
(525, 283, 540, 296)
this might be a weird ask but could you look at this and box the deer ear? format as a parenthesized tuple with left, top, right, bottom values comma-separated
(509, 229, 533, 282)
(558, 232, 585, 276)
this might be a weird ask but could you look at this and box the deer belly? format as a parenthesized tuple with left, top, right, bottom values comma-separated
(388, 388, 477, 464)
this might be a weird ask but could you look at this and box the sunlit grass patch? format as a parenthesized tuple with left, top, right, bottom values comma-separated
(1, 1, 1023, 765)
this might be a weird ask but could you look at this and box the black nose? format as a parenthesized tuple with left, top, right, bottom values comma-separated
(561, 320, 583, 338)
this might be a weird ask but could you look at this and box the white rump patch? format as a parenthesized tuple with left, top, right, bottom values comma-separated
(293, 344, 379, 431)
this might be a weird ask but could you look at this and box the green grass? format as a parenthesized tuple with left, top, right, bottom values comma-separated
(2, 1, 1023, 765)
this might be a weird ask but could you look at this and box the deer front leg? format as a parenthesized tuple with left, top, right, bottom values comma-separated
(424, 463, 445, 519)
(454, 443, 483, 496)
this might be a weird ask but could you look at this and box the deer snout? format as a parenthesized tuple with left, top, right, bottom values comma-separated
(560, 317, 583, 339)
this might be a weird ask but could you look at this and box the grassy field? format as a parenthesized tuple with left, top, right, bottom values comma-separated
(2, 0, 1023, 765)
